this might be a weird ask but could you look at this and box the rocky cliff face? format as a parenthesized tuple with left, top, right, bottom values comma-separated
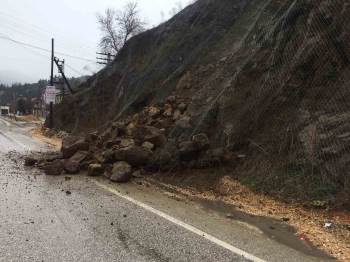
(54, 0, 350, 207)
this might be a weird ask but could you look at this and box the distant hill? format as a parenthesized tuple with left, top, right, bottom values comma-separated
(0, 76, 89, 107)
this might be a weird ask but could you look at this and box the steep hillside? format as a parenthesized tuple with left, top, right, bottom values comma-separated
(54, 0, 350, 207)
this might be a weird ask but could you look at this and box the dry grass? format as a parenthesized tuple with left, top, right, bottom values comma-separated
(31, 128, 62, 150)
(16, 114, 43, 123)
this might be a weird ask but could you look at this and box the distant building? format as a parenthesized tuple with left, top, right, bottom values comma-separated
(0, 106, 10, 115)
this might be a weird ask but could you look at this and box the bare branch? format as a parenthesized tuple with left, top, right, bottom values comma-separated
(97, 2, 146, 55)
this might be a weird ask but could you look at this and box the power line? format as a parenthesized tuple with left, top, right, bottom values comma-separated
(65, 64, 85, 76)
(0, 11, 98, 51)
(0, 34, 96, 63)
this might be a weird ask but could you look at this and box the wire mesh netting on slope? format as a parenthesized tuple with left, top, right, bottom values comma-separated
(54, 0, 350, 208)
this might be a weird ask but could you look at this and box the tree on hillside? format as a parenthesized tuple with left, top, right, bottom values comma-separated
(16, 98, 26, 115)
(97, 2, 146, 55)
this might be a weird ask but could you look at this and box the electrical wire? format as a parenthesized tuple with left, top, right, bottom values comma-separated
(0, 11, 98, 51)
(65, 64, 85, 76)
(0, 34, 96, 63)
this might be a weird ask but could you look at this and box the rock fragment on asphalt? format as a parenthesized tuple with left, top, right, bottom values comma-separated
(110, 161, 132, 183)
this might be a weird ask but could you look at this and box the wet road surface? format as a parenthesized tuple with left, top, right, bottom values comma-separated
(0, 117, 332, 262)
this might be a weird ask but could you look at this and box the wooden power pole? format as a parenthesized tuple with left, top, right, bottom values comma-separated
(49, 38, 54, 129)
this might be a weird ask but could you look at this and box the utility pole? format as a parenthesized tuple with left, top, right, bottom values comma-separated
(54, 57, 75, 95)
(96, 52, 115, 65)
(49, 38, 54, 129)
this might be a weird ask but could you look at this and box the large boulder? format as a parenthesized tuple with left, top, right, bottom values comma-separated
(135, 126, 166, 148)
(114, 146, 152, 167)
(177, 134, 210, 161)
(61, 136, 89, 159)
(42, 159, 64, 176)
(148, 139, 179, 171)
(70, 151, 89, 164)
(110, 162, 132, 183)
(64, 160, 80, 174)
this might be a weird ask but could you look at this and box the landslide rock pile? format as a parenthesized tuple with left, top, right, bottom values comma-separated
(27, 96, 237, 182)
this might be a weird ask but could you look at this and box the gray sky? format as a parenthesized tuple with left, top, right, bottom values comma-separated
(0, 0, 190, 85)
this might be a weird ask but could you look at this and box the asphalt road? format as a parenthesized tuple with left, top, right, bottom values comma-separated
(0, 116, 332, 262)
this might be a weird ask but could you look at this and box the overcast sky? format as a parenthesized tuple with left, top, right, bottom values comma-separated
(0, 0, 190, 85)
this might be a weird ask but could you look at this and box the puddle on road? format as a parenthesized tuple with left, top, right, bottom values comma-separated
(197, 199, 334, 260)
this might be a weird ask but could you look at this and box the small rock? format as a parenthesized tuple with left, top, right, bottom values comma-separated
(120, 138, 135, 148)
(176, 116, 192, 129)
(192, 133, 210, 151)
(87, 163, 104, 176)
(167, 96, 177, 103)
(311, 200, 328, 208)
(163, 103, 173, 117)
(324, 222, 333, 229)
(226, 213, 236, 219)
(142, 141, 154, 151)
(42, 160, 64, 176)
(173, 109, 182, 121)
(219, 56, 228, 63)
(126, 123, 136, 136)
(105, 140, 120, 149)
(66, 190, 71, 195)
(132, 170, 143, 178)
(24, 157, 37, 167)
(177, 103, 187, 112)
(146, 106, 161, 118)
(110, 162, 132, 183)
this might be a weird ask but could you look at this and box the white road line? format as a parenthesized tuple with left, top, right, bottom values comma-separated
(95, 181, 266, 262)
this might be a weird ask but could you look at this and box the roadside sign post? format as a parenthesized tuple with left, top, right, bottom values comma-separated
(44, 85, 58, 128)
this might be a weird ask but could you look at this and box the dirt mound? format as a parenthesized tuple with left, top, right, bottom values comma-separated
(53, 0, 350, 207)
